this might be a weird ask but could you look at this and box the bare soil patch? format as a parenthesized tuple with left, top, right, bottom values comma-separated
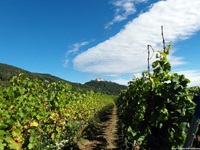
(77, 106, 120, 150)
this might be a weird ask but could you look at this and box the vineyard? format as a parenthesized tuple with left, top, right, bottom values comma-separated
(1, 45, 200, 149)
(116, 45, 199, 149)
(0, 74, 114, 149)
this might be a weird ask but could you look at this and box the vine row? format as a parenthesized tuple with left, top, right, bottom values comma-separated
(0, 74, 114, 149)
(116, 45, 195, 149)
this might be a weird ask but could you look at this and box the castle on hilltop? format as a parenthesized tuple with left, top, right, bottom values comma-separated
(95, 78, 105, 82)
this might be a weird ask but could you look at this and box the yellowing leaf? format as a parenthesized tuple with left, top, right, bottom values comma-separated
(30, 121, 38, 127)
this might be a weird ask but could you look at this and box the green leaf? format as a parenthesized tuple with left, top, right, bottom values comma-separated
(29, 135, 36, 143)
(12, 128, 21, 137)
(152, 61, 158, 68)
(6, 119, 16, 128)
(0, 130, 5, 140)
(18, 109, 25, 118)
(8, 142, 20, 150)
(4, 132, 20, 149)
(28, 143, 35, 149)
(164, 62, 171, 72)
(36, 115, 42, 120)
(178, 122, 187, 132)
(127, 126, 137, 137)
(0, 143, 6, 150)
(0, 123, 7, 129)
(5, 132, 13, 143)
(159, 108, 169, 121)
(51, 133, 55, 140)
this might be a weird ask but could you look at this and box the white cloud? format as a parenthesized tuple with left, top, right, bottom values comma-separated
(168, 53, 186, 66)
(67, 41, 89, 55)
(73, 0, 200, 75)
(63, 59, 69, 68)
(64, 41, 90, 67)
(105, 0, 148, 28)
(112, 78, 130, 85)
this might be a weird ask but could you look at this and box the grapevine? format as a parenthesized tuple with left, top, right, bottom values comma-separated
(0, 73, 114, 149)
(116, 45, 195, 149)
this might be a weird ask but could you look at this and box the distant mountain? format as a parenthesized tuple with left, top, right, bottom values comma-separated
(0, 63, 87, 91)
(84, 79, 127, 95)
(0, 63, 126, 95)
(0, 63, 70, 87)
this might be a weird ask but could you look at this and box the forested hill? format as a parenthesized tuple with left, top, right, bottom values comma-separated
(0, 63, 126, 95)
(0, 63, 72, 87)
(0, 63, 91, 92)
(84, 79, 127, 95)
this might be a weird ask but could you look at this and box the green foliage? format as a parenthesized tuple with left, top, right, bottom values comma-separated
(0, 63, 122, 94)
(116, 45, 195, 149)
(0, 73, 114, 149)
(0, 63, 70, 87)
(84, 80, 127, 95)
(188, 86, 200, 99)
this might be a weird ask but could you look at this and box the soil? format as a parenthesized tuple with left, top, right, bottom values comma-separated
(77, 106, 120, 150)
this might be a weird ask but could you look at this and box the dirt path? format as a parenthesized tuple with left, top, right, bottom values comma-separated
(77, 106, 119, 150)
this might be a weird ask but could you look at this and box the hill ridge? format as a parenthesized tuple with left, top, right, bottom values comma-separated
(0, 63, 126, 95)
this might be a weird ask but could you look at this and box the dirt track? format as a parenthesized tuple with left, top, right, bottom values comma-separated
(77, 106, 119, 150)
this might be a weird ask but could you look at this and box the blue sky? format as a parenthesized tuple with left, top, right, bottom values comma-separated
(0, 0, 200, 86)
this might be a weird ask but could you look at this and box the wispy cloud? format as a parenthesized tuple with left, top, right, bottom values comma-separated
(67, 41, 89, 54)
(112, 78, 130, 85)
(63, 41, 90, 67)
(105, 0, 148, 29)
(63, 59, 69, 68)
(73, 0, 200, 77)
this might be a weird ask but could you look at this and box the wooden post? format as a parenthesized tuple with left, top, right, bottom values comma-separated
(183, 96, 200, 148)
(183, 116, 200, 147)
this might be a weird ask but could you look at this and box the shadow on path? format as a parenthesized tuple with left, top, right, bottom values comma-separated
(77, 105, 122, 150)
